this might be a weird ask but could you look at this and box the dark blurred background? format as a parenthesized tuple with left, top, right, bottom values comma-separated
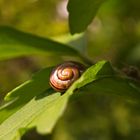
(0, 0, 140, 140)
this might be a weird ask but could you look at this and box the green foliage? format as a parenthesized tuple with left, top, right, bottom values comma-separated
(0, 61, 140, 140)
(0, 0, 140, 140)
(0, 26, 79, 61)
(67, 0, 106, 34)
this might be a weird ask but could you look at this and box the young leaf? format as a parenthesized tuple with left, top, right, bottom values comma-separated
(0, 60, 140, 140)
(0, 67, 52, 124)
(0, 26, 79, 60)
(67, 0, 106, 34)
(0, 61, 111, 140)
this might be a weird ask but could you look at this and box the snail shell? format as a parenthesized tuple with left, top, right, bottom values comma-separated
(49, 61, 85, 92)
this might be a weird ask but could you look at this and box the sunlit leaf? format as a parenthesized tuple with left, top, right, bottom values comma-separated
(0, 61, 139, 140)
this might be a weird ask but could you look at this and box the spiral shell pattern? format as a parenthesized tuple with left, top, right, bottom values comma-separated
(49, 61, 85, 92)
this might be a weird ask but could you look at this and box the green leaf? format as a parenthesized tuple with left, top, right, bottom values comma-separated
(67, 61, 140, 102)
(80, 77, 140, 102)
(67, 0, 106, 34)
(0, 26, 79, 60)
(0, 60, 140, 140)
(0, 61, 111, 140)
(0, 67, 52, 124)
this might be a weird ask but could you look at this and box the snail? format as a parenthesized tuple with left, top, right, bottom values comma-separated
(49, 61, 85, 92)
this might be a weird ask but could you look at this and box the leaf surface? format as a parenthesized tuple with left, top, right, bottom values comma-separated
(0, 61, 140, 140)
(0, 26, 79, 60)
(67, 0, 106, 34)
